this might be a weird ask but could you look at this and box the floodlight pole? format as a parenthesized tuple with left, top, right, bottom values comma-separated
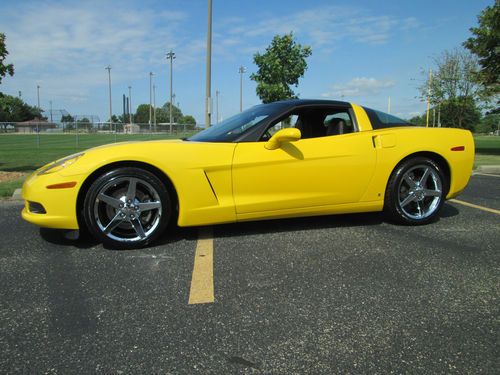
(239, 66, 246, 112)
(128, 86, 133, 124)
(149, 73, 152, 129)
(216, 90, 220, 123)
(205, 0, 212, 128)
(426, 68, 432, 128)
(153, 84, 157, 131)
(105, 65, 115, 140)
(36, 84, 40, 147)
(166, 50, 176, 133)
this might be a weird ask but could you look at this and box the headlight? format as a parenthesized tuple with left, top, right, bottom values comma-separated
(37, 152, 85, 175)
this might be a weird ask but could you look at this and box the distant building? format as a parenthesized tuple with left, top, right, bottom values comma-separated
(124, 123, 140, 134)
(15, 118, 57, 133)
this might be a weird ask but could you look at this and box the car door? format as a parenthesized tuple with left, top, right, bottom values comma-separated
(231, 106, 377, 215)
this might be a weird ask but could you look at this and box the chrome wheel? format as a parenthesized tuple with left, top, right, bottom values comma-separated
(397, 164, 443, 220)
(93, 176, 163, 243)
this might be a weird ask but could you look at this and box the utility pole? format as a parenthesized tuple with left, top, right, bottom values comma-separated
(239, 66, 246, 112)
(426, 68, 432, 128)
(149, 71, 153, 133)
(437, 102, 441, 127)
(105, 66, 113, 133)
(216, 90, 220, 123)
(166, 50, 176, 133)
(387, 96, 391, 114)
(205, 0, 212, 128)
(49, 100, 53, 123)
(128, 86, 133, 123)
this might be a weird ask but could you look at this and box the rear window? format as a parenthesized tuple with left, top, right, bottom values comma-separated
(363, 107, 414, 130)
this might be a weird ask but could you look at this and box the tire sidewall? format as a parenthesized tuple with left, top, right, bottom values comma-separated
(83, 167, 171, 249)
(385, 157, 446, 225)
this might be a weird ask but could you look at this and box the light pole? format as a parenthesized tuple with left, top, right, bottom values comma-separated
(105, 66, 113, 135)
(238, 66, 246, 112)
(172, 93, 176, 125)
(153, 84, 157, 131)
(149, 71, 154, 134)
(36, 84, 40, 146)
(128, 86, 133, 124)
(36, 85, 40, 109)
(205, 0, 212, 128)
(49, 100, 53, 123)
(166, 50, 176, 133)
(215, 90, 220, 123)
(426, 68, 432, 128)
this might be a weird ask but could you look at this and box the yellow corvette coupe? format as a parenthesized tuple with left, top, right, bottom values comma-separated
(22, 100, 474, 249)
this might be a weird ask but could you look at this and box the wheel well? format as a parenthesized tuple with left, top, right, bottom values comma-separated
(76, 161, 179, 229)
(394, 152, 451, 195)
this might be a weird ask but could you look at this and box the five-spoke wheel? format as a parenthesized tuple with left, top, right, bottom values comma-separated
(384, 157, 447, 225)
(83, 167, 171, 249)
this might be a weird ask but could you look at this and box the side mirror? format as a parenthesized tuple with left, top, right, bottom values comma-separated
(264, 128, 302, 150)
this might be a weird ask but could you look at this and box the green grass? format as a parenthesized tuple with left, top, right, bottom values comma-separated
(474, 135, 500, 155)
(0, 177, 26, 198)
(0, 132, 196, 172)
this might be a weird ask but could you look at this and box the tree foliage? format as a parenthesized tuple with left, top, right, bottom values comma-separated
(250, 33, 312, 103)
(0, 33, 14, 85)
(133, 102, 196, 125)
(419, 49, 481, 128)
(463, 0, 500, 98)
(475, 113, 500, 134)
(0, 93, 42, 122)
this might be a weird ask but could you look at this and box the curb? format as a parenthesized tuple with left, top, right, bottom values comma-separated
(475, 165, 500, 175)
(11, 188, 22, 201)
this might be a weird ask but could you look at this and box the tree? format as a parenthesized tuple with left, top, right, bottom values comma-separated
(475, 113, 500, 134)
(179, 115, 196, 125)
(134, 104, 151, 124)
(156, 102, 183, 123)
(250, 33, 312, 103)
(0, 33, 14, 85)
(463, 0, 500, 99)
(419, 49, 481, 128)
(0, 93, 42, 122)
(61, 114, 74, 123)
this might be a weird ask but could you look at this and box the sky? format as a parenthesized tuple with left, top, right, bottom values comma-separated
(0, 0, 493, 124)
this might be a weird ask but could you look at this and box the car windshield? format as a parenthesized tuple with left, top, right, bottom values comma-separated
(188, 102, 288, 142)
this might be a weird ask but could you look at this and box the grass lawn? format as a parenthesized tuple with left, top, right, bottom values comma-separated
(0, 132, 195, 197)
(1, 133, 499, 197)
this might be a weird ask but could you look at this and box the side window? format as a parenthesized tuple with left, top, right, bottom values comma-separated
(324, 111, 354, 136)
(262, 114, 299, 140)
(261, 107, 355, 141)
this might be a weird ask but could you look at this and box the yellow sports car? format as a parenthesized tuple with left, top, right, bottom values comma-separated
(22, 100, 474, 249)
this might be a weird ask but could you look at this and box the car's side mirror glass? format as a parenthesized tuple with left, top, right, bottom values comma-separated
(264, 128, 301, 150)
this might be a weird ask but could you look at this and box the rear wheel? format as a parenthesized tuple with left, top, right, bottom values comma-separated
(83, 167, 171, 249)
(384, 157, 446, 225)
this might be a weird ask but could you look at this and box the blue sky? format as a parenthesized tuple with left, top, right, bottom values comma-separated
(0, 0, 493, 124)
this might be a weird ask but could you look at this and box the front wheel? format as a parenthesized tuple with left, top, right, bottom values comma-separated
(83, 167, 171, 249)
(384, 157, 447, 225)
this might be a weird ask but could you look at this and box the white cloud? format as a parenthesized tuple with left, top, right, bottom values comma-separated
(322, 77, 395, 97)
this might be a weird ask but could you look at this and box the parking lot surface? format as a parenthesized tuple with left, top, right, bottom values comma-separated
(0, 174, 498, 374)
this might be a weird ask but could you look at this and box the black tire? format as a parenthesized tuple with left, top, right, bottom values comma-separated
(83, 167, 171, 249)
(384, 157, 447, 225)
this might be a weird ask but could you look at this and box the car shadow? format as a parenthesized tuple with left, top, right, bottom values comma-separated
(39, 203, 460, 250)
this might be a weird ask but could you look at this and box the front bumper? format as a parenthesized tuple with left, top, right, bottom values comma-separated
(21, 172, 85, 230)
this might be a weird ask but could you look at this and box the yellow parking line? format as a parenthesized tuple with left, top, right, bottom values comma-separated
(188, 227, 214, 304)
(449, 199, 500, 215)
(473, 172, 500, 178)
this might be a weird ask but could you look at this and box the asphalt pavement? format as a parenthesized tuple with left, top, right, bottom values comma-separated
(0, 174, 498, 374)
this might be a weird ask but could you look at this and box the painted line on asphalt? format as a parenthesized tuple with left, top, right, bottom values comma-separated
(473, 172, 500, 178)
(188, 227, 214, 304)
(449, 199, 500, 215)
